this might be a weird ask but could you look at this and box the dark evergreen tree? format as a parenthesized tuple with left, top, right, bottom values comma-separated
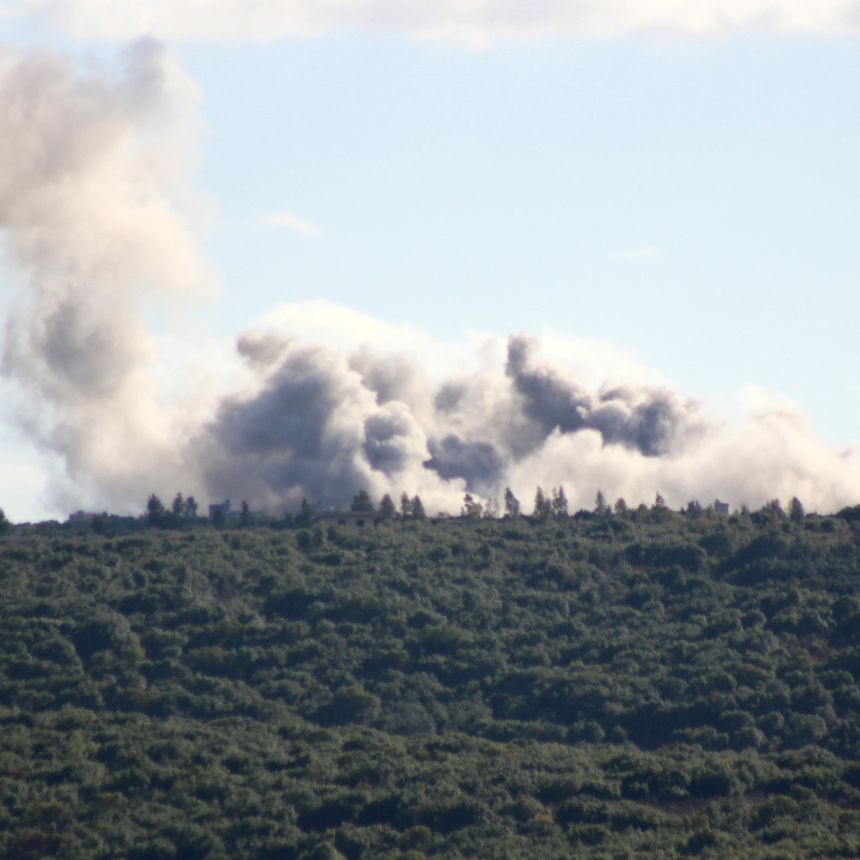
(755, 499, 787, 526)
(595, 490, 608, 515)
(551, 486, 568, 517)
(400, 492, 413, 519)
(378, 493, 396, 520)
(651, 492, 669, 522)
(146, 494, 165, 527)
(789, 496, 805, 523)
(533, 487, 551, 519)
(184, 496, 198, 519)
(297, 498, 315, 527)
(351, 489, 374, 512)
(504, 487, 521, 518)
(240, 500, 252, 527)
(411, 495, 426, 520)
(91, 512, 108, 534)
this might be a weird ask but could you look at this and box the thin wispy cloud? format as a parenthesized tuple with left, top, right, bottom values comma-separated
(615, 246, 662, 262)
(257, 210, 322, 239)
(15, 0, 860, 41)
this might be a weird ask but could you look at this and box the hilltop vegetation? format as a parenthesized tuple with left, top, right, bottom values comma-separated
(4, 499, 860, 858)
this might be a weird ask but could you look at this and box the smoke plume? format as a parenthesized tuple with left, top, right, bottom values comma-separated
(2, 42, 860, 518)
(0, 40, 207, 512)
(191, 312, 860, 515)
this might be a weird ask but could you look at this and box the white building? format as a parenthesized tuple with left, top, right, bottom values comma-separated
(319, 511, 375, 530)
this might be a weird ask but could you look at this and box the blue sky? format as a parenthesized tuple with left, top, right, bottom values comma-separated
(181, 32, 860, 441)
(3, 3, 860, 520)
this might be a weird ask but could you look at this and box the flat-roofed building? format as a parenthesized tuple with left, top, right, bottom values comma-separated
(319, 511, 375, 530)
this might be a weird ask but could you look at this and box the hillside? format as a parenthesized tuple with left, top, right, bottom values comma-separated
(4, 503, 860, 859)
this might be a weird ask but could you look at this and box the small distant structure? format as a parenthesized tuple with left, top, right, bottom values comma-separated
(68, 510, 96, 523)
(209, 499, 231, 519)
(319, 510, 375, 530)
(714, 500, 730, 514)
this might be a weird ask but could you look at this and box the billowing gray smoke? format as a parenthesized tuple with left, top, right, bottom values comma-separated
(2, 41, 860, 518)
(195, 328, 703, 507)
(413, 335, 699, 493)
(505, 334, 696, 458)
(199, 335, 428, 510)
(423, 436, 504, 493)
(194, 320, 855, 515)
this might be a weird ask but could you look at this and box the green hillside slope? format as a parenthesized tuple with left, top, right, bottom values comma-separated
(3, 503, 860, 859)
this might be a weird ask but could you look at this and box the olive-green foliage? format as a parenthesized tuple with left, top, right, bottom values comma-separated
(3, 506, 860, 858)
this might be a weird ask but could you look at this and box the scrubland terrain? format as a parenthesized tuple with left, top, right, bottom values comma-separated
(3, 502, 860, 859)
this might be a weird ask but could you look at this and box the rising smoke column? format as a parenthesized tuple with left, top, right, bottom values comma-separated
(0, 39, 208, 511)
(2, 43, 860, 517)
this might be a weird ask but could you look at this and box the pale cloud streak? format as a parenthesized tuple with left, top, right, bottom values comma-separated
(616, 246, 662, 262)
(258, 210, 322, 238)
(12, 0, 860, 41)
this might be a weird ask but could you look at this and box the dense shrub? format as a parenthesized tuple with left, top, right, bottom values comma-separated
(0, 507, 860, 857)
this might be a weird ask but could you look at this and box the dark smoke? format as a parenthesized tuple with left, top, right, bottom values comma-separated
(363, 408, 421, 475)
(505, 333, 694, 457)
(205, 344, 383, 508)
(197, 337, 438, 509)
(195, 330, 704, 508)
(423, 435, 504, 494)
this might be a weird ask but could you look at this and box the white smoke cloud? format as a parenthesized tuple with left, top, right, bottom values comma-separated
(506, 400, 860, 515)
(12, 0, 860, 41)
(197, 316, 860, 515)
(2, 41, 860, 520)
(0, 39, 213, 513)
(257, 211, 321, 238)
